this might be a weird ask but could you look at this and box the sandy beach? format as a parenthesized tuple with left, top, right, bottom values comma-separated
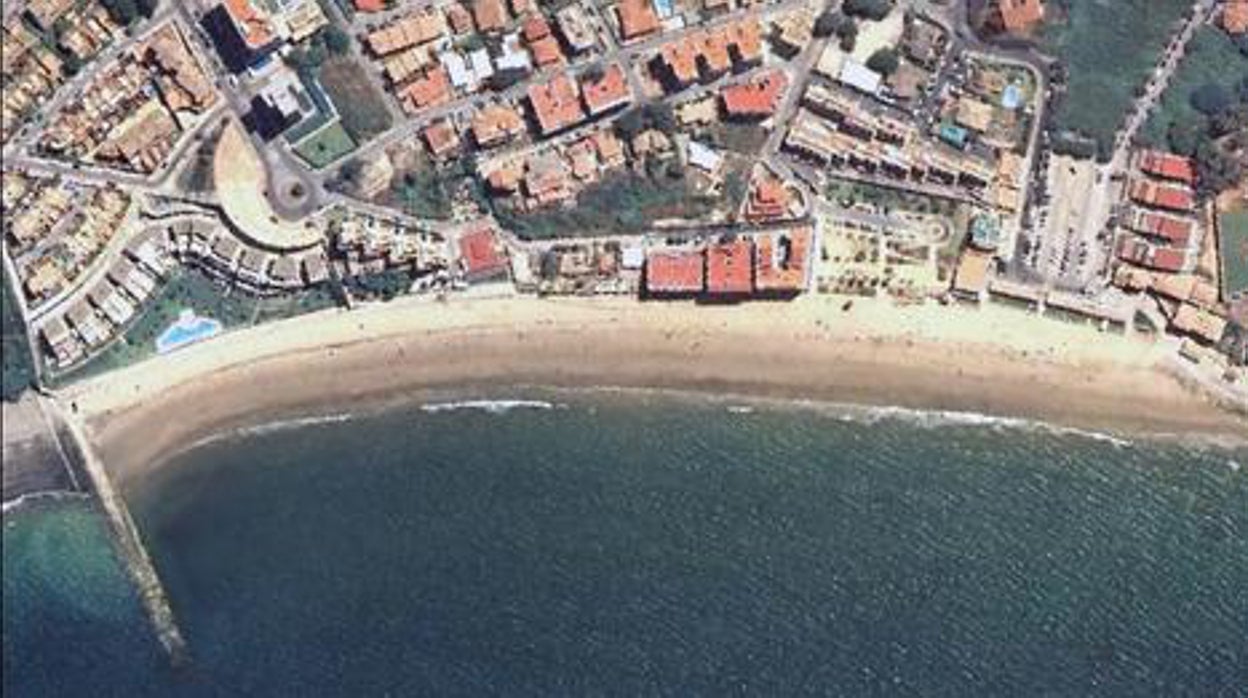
(57, 292, 1246, 486)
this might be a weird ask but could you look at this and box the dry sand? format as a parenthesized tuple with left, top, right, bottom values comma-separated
(58, 293, 1245, 486)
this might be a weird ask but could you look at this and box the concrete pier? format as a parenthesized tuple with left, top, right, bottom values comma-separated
(43, 396, 190, 665)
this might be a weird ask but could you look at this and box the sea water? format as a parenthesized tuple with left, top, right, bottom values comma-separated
(5, 394, 1247, 696)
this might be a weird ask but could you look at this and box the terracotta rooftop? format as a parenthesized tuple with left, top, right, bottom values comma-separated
(529, 35, 564, 67)
(527, 73, 586, 135)
(458, 226, 509, 279)
(646, 249, 705, 293)
(1223, 0, 1248, 34)
(471, 103, 526, 147)
(994, 0, 1044, 33)
(522, 14, 551, 41)
(1136, 149, 1196, 185)
(580, 63, 632, 115)
(655, 20, 762, 86)
(721, 70, 787, 118)
(1130, 209, 1194, 246)
(1129, 180, 1194, 213)
(473, 0, 509, 32)
(354, 0, 384, 11)
(616, 0, 661, 41)
(754, 227, 810, 292)
(706, 239, 753, 295)
(402, 66, 452, 112)
(222, 0, 275, 49)
(423, 120, 461, 158)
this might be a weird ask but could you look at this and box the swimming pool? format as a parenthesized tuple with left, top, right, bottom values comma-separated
(155, 310, 222, 354)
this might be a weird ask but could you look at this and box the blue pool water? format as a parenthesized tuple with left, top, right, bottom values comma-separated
(155, 311, 222, 355)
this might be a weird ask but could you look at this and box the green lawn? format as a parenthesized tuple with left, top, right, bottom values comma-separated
(318, 57, 393, 143)
(294, 121, 357, 169)
(52, 269, 340, 384)
(1140, 27, 1248, 146)
(1221, 210, 1248, 298)
(1, 265, 36, 401)
(1039, 0, 1191, 153)
(494, 171, 724, 240)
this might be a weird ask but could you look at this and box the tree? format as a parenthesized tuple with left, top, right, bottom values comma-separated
(866, 47, 900, 76)
(323, 26, 351, 56)
(842, 0, 892, 21)
(813, 10, 842, 38)
(643, 102, 676, 133)
(836, 18, 858, 52)
(615, 107, 646, 140)
(1166, 120, 1203, 156)
(1194, 138, 1242, 195)
(1190, 83, 1231, 117)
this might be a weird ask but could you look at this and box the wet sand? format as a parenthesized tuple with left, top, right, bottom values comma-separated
(57, 294, 1246, 486)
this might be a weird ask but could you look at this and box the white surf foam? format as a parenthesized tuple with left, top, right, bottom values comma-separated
(419, 399, 563, 414)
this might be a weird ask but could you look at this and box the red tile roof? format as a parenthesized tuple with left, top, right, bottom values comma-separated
(1129, 180, 1194, 213)
(458, 226, 508, 278)
(1223, 0, 1248, 34)
(616, 0, 660, 41)
(423, 121, 461, 158)
(721, 70, 787, 118)
(580, 63, 632, 115)
(473, 0, 509, 32)
(354, 0, 385, 12)
(402, 67, 452, 112)
(522, 14, 551, 41)
(754, 227, 810, 292)
(655, 20, 762, 87)
(1131, 209, 1194, 245)
(994, 0, 1044, 33)
(223, 0, 275, 49)
(706, 239, 753, 294)
(471, 103, 526, 147)
(645, 249, 704, 293)
(529, 35, 564, 67)
(1136, 149, 1196, 185)
(527, 73, 586, 135)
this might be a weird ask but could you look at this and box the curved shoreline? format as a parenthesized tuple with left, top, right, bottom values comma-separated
(58, 294, 1247, 488)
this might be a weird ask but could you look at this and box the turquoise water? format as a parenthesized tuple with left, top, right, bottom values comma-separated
(155, 313, 221, 355)
(5, 395, 1247, 696)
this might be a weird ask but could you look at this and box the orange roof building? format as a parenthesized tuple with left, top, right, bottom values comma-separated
(744, 177, 790, 221)
(527, 74, 586, 135)
(754, 227, 811, 293)
(222, 0, 275, 50)
(1130, 209, 1195, 246)
(1222, 0, 1248, 34)
(706, 239, 753, 295)
(423, 121, 461, 159)
(446, 4, 475, 34)
(473, 0, 509, 32)
(580, 63, 632, 115)
(645, 249, 705, 294)
(458, 226, 509, 280)
(522, 14, 551, 41)
(402, 67, 452, 113)
(720, 70, 787, 119)
(991, 0, 1045, 33)
(529, 35, 565, 67)
(471, 103, 527, 147)
(1135, 149, 1196, 185)
(654, 20, 762, 88)
(1129, 180, 1194, 213)
(616, 0, 661, 41)
(354, 0, 385, 12)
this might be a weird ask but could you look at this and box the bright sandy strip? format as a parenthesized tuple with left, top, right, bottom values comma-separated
(59, 292, 1245, 485)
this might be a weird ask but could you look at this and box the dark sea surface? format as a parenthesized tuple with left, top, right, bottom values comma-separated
(4, 394, 1248, 697)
